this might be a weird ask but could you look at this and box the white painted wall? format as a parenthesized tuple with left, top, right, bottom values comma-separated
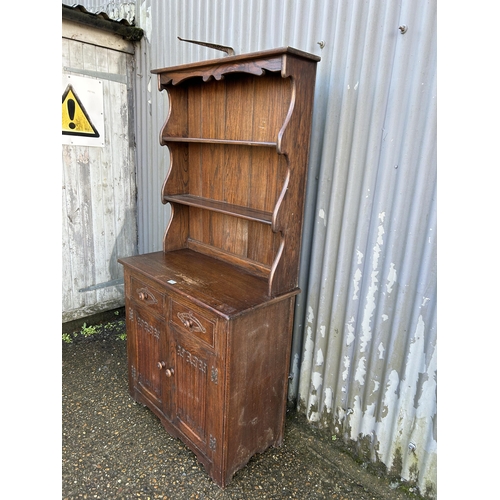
(62, 19, 138, 322)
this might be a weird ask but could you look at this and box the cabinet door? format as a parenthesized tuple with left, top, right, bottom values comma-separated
(169, 309, 222, 461)
(128, 305, 171, 420)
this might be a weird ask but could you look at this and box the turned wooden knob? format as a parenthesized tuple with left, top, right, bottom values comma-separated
(165, 368, 174, 377)
(157, 361, 166, 369)
(139, 291, 148, 300)
(181, 317, 193, 328)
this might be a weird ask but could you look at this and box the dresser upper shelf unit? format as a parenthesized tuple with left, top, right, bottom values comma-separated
(152, 47, 319, 297)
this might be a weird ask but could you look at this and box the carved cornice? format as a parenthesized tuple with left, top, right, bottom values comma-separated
(157, 57, 282, 87)
(151, 46, 320, 88)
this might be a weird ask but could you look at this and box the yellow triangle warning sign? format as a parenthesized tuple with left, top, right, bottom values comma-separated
(62, 85, 100, 137)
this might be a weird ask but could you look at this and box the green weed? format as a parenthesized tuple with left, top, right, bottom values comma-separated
(62, 333, 73, 344)
(62, 316, 126, 343)
(80, 322, 99, 337)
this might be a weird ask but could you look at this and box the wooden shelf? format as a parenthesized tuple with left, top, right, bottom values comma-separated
(161, 137, 277, 148)
(163, 194, 273, 224)
(185, 240, 272, 280)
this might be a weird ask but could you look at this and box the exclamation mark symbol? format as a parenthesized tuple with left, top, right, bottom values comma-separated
(68, 99, 76, 129)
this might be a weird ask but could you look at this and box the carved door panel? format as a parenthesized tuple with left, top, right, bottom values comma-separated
(129, 305, 171, 419)
(171, 326, 221, 461)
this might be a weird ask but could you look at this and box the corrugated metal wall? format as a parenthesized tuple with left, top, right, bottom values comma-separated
(64, 1, 437, 496)
(293, 2, 437, 497)
(62, 0, 137, 24)
(294, 2, 436, 497)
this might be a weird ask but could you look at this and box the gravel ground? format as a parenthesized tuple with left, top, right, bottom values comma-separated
(62, 314, 425, 499)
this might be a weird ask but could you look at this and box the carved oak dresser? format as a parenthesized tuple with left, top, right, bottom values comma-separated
(119, 46, 319, 487)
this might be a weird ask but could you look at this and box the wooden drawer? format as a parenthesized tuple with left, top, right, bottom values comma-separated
(130, 276, 165, 317)
(170, 299, 215, 347)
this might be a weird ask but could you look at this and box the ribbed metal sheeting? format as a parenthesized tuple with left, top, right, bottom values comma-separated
(291, 2, 437, 498)
(62, 0, 137, 25)
(68, 0, 437, 496)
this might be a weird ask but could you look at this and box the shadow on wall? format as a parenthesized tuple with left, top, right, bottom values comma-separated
(109, 207, 138, 286)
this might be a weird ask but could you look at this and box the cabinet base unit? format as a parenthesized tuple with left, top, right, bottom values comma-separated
(119, 250, 299, 487)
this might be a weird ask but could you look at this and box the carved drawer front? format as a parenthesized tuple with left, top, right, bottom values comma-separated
(130, 276, 165, 317)
(170, 299, 215, 347)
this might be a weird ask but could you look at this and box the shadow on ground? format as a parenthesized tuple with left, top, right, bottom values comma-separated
(62, 314, 424, 499)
